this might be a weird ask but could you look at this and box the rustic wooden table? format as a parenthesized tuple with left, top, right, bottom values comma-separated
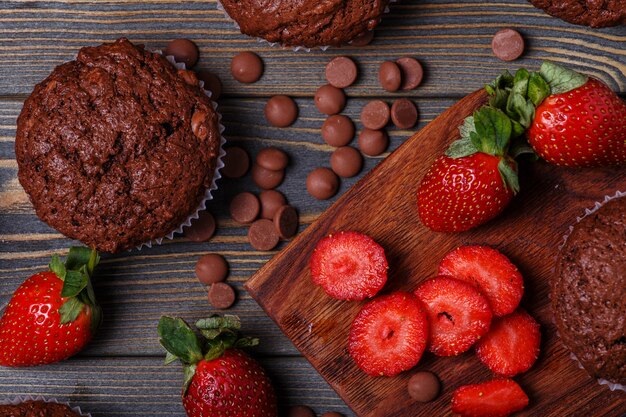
(0, 1, 624, 416)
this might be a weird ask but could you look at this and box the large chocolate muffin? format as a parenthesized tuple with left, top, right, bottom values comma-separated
(0, 400, 83, 417)
(219, 0, 390, 48)
(15, 38, 221, 253)
(529, 0, 626, 27)
(553, 195, 626, 385)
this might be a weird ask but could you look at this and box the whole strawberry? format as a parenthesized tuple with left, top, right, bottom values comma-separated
(158, 315, 277, 417)
(0, 247, 101, 367)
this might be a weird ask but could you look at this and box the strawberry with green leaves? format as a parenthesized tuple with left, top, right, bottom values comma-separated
(0, 247, 101, 367)
(158, 315, 277, 417)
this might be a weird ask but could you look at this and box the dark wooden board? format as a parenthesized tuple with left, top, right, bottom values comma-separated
(246, 90, 626, 417)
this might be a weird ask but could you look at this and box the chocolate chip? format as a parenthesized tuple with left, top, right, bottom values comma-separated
(288, 405, 315, 417)
(257, 147, 289, 171)
(325, 56, 358, 89)
(321, 115, 355, 147)
(195, 253, 229, 285)
(407, 371, 441, 402)
(265, 95, 298, 127)
(184, 210, 216, 242)
(391, 99, 418, 129)
(259, 190, 287, 219)
(378, 61, 402, 92)
(208, 282, 236, 309)
(197, 71, 222, 100)
(231, 51, 264, 83)
(165, 38, 199, 67)
(492, 29, 525, 62)
(361, 100, 390, 130)
(330, 146, 363, 178)
(314, 85, 346, 115)
(396, 57, 424, 90)
(273, 205, 298, 239)
(306, 167, 339, 200)
(358, 128, 389, 156)
(350, 30, 375, 46)
(251, 164, 285, 190)
(222, 146, 250, 179)
(191, 110, 208, 139)
(248, 219, 280, 251)
(230, 192, 260, 224)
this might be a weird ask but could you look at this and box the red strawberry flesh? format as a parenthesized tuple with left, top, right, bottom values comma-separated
(451, 378, 529, 417)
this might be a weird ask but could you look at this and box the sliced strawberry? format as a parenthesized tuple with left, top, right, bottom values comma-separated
(414, 276, 492, 356)
(438, 245, 524, 317)
(348, 292, 429, 376)
(310, 231, 388, 301)
(475, 308, 541, 377)
(451, 378, 529, 417)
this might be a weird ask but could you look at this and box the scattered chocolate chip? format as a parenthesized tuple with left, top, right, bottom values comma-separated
(321, 115, 355, 147)
(230, 192, 260, 224)
(396, 57, 424, 90)
(259, 190, 287, 219)
(265, 95, 298, 127)
(326, 56, 358, 89)
(222, 146, 250, 179)
(165, 38, 199, 67)
(358, 128, 389, 156)
(184, 210, 216, 242)
(273, 205, 299, 239)
(407, 371, 441, 402)
(197, 71, 222, 100)
(350, 30, 375, 46)
(288, 405, 315, 417)
(257, 147, 289, 171)
(391, 99, 418, 129)
(492, 29, 525, 62)
(330, 146, 363, 178)
(248, 219, 280, 251)
(315, 84, 346, 115)
(195, 253, 229, 285)
(378, 61, 402, 92)
(208, 282, 236, 309)
(361, 100, 390, 130)
(307, 167, 339, 200)
(231, 51, 264, 83)
(251, 164, 285, 190)
(191, 110, 208, 139)
(320, 413, 344, 417)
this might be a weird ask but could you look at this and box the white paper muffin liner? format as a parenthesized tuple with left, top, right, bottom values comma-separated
(216, 0, 396, 52)
(1, 395, 91, 416)
(136, 53, 226, 250)
(555, 190, 626, 392)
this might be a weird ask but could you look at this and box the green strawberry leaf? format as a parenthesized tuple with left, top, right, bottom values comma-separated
(234, 337, 260, 348)
(512, 68, 530, 96)
(506, 92, 535, 129)
(59, 297, 86, 324)
(446, 137, 479, 159)
(182, 364, 197, 395)
(61, 269, 88, 298)
(510, 137, 537, 159)
(204, 340, 227, 361)
(158, 316, 203, 365)
(164, 351, 179, 365)
(470, 107, 512, 156)
(86, 249, 100, 277)
(511, 120, 526, 138)
(195, 315, 241, 331)
(528, 72, 551, 106)
(498, 158, 520, 194)
(459, 116, 476, 140)
(539, 61, 588, 95)
(49, 255, 66, 281)
(65, 247, 94, 271)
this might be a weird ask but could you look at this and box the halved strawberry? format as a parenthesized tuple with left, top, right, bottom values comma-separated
(475, 308, 541, 377)
(414, 276, 492, 356)
(348, 292, 429, 376)
(438, 245, 523, 317)
(451, 378, 529, 417)
(310, 231, 388, 301)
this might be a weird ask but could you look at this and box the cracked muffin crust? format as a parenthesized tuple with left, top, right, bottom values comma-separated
(553, 196, 626, 385)
(0, 400, 82, 417)
(15, 38, 221, 253)
(219, 0, 390, 48)
(529, 0, 626, 27)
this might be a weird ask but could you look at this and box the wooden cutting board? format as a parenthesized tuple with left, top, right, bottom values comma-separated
(245, 90, 626, 417)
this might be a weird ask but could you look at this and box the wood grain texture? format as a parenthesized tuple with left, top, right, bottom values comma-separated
(246, 90, 626, 417)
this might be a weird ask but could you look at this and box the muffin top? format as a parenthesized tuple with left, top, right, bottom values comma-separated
(529, 0, 626, 27)
(0, 400, 82, 417)
(553, 195, 626, 385)
(219, 0, 390, 47)
(15, 38, 221, 253)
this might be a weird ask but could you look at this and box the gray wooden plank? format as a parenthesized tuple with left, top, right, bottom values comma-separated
(0, 356, 355, 416)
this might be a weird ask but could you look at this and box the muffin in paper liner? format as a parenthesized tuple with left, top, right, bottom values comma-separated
(136, 54, 226, 251)
(554, 189, 626, 392)
(216, 0, 396, 52)
(1, 395, 91, 416)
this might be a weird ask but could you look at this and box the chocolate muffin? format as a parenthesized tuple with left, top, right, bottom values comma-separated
(0, 400, 83, 417)
(553, 195, 626, 385)
(219, 0, 390, 48)
(15, 38, 221, 253)
(529, 0, 626, 27)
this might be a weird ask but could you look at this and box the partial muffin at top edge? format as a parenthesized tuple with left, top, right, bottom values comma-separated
(529, 0, 626, 28)
(0, 400, 83, 417)
(219, 0, 390, 48)
(15, 38, 221, 253)
(553, 195, 626, 385)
